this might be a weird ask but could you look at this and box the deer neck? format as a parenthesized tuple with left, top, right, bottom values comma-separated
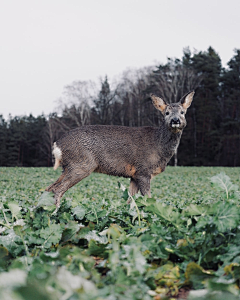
(157, 122, 182, 156)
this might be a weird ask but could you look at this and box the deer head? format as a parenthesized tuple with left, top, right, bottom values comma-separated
(150, 91, 195, 133)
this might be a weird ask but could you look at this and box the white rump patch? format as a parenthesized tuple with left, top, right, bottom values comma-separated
(52, 142, 62, 170)
(53, 142, 62, 160)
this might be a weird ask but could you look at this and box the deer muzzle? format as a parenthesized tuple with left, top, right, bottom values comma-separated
(170, 117, 181, 128)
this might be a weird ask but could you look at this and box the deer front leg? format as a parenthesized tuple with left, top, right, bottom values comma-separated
(127, 178, 139, 204)
(135, 175, 151, 198)
(129, 178, 139, 196)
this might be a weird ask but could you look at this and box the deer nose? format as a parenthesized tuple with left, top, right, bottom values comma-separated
(171, 117, 180, 124)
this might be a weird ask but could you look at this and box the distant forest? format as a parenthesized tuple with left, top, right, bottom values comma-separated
(1, 47, 240, 167)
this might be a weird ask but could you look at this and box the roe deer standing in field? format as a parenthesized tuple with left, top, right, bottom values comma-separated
(46, 91, 195, 207)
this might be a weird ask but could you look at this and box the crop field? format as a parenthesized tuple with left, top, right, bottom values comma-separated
(0, 166, 240, 300)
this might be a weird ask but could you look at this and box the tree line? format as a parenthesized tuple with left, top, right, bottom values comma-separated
(0, 47, 239, 167)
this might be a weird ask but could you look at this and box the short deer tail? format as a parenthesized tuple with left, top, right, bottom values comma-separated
(52, 142, 62, 170)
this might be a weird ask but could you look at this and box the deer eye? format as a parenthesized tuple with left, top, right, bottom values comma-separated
(181, 111, 184, 114)
(166, 111, 169, 115)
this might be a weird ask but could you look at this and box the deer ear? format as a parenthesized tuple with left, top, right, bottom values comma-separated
(150, 94, 167, 113)
(180, 91, 195, 109)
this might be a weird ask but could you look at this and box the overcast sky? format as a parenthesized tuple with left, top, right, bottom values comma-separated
(0, 0, 239, 119)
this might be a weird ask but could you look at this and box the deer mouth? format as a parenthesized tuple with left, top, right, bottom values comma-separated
(170, 123, 184, 132)
(171, 124, 180, 128)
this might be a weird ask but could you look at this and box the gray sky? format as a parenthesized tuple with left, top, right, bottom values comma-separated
(0, 0, 239, 119)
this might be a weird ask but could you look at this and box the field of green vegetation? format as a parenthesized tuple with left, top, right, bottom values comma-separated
(0, 166, 240, 300)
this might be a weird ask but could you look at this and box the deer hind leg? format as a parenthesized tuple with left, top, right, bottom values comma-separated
(135, 175, 151, 198)
(52, 170, 93, 207)
(45, 173, 66, 193)
(46, 163, 97, 207)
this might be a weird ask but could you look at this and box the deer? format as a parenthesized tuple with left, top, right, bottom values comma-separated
(45, 91, 195, 207)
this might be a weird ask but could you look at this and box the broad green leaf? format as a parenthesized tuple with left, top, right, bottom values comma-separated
(146, 202, 180, 223)
(36, 191, 55, 207)
(97, 209, 107, 218)
(13, 225, 24, 236)
(218, 245, 240, 265)
(61, 221, 83, 243)
(136, 197, 156, 207)
(211, 172, 239, 198)
(84, 230, 108, 244)
(212, 202, 239, 232)
(88, 240, 108, 257)
(72, 206, 86, 220)
(184, 204, 211, 216)
(185, 262, 215, 289)
(39, 223, 63, 247)
(0, 229, 23, 255)
(224, 263, 240, 280)
(8, 202, 21, 219)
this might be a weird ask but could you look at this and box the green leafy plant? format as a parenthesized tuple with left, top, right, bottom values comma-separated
(0, 166, 240, 299)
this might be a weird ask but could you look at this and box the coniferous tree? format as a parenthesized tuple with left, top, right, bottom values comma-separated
(0, 115, 8, 165)
(185, 47, 222, 165)
(92, 76, 116, 125)
(220, 49, 240, 166)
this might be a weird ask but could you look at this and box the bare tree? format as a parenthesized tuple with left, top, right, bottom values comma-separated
(57, 80, 96, 128)
(39, 113, 63, 166)
(116, 67, 153, 127)
(40, 81, 96, 165)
